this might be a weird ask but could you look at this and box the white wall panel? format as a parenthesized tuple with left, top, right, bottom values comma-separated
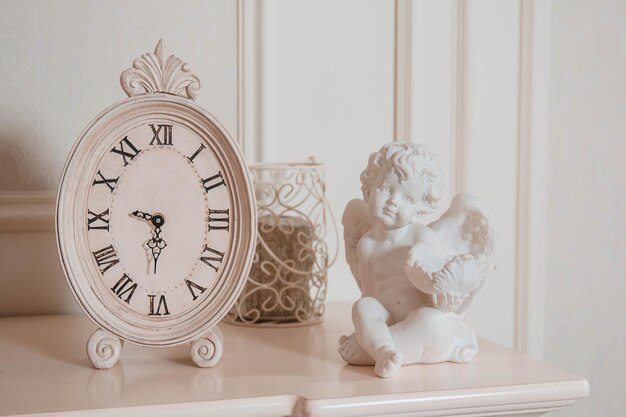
(545, 1, 626, 415)
(407, 0, 458, 201)
(458, 0, 521, 348)
(250, 0, 396, 305)
(399, 0, 521, 348)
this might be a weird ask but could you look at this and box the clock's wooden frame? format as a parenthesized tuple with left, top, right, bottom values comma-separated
(56, 40, 257, 369)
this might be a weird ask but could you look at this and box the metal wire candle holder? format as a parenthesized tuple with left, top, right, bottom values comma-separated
(224, 160, 337, 326)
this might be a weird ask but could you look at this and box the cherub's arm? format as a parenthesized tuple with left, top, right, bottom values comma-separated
(355, 236, 376, 297)
(404, 225, 449, 295)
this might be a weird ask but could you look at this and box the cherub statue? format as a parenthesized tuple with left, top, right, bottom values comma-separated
(338, 142, 496, 378)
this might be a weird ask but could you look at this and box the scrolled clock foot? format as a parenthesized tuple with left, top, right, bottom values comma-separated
(190, 326, 224, 368)
(87, 328, 123, 370)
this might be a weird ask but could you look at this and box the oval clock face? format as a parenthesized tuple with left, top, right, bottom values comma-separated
(57, 95, 256, 346)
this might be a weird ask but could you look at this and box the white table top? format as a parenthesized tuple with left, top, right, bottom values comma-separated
(0, 304, 588, 417)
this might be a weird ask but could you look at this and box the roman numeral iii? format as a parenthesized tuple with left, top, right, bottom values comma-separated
(110, 136, 140, 166)
(149, 124, 173, 145)
(87, 209, 110, 231)
(111, 274, 137, 304)
(92, 245, 119, 274)
(207, 209, 230, 232)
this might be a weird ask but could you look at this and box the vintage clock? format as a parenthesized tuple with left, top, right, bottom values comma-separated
(56, 40, 257, 369)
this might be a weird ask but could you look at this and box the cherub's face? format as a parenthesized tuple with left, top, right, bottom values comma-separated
(367, 168, 427, 229)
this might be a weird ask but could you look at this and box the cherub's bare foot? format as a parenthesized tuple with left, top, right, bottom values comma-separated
(338, 334, 374, 365)
(373, 346, 403, 378)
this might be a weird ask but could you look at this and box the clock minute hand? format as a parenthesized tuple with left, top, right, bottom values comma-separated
(148, 231, 167, 274)
(147, 226, 167, 274)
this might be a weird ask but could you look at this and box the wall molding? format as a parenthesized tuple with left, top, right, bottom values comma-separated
(237, 0, 263, 162)
(397, 0, 530, 349)
(452, 0, 466, 196)
(515, 0, 551, 359)
(0, 191, 55, 231)
(394, 0, 412, 142)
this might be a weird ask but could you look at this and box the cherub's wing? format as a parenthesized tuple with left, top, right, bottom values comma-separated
(428, 193, 496, 262)
(406, 193, 496, 315)
(342, 199, 375, 293)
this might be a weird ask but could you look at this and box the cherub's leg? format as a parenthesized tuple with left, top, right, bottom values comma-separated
(352, 297, 403, 378)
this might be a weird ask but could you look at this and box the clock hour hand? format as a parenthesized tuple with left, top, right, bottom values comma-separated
(132, 211, 167, 274)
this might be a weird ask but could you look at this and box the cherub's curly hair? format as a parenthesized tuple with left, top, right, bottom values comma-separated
(360, 142, 443, 215)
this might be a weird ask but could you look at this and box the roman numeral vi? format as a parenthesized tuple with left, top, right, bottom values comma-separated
(148, 295, 170, 316)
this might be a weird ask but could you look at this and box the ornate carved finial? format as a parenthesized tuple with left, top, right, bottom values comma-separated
(120, 39, 201, 100)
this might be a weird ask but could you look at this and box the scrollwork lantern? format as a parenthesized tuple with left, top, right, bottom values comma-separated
(224, 160, 337, 326)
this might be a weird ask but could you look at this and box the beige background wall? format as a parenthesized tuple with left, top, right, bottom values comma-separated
(0, 0, 239, 314)
(0, 1, 624, 415)
(545, 1, 626, 415)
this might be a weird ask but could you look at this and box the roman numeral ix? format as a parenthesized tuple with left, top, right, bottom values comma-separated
(92, 245, 119, 274)
(87, 209, 110, 231)
(149, 124, 173, 145)
(110, 136, 140, 166)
